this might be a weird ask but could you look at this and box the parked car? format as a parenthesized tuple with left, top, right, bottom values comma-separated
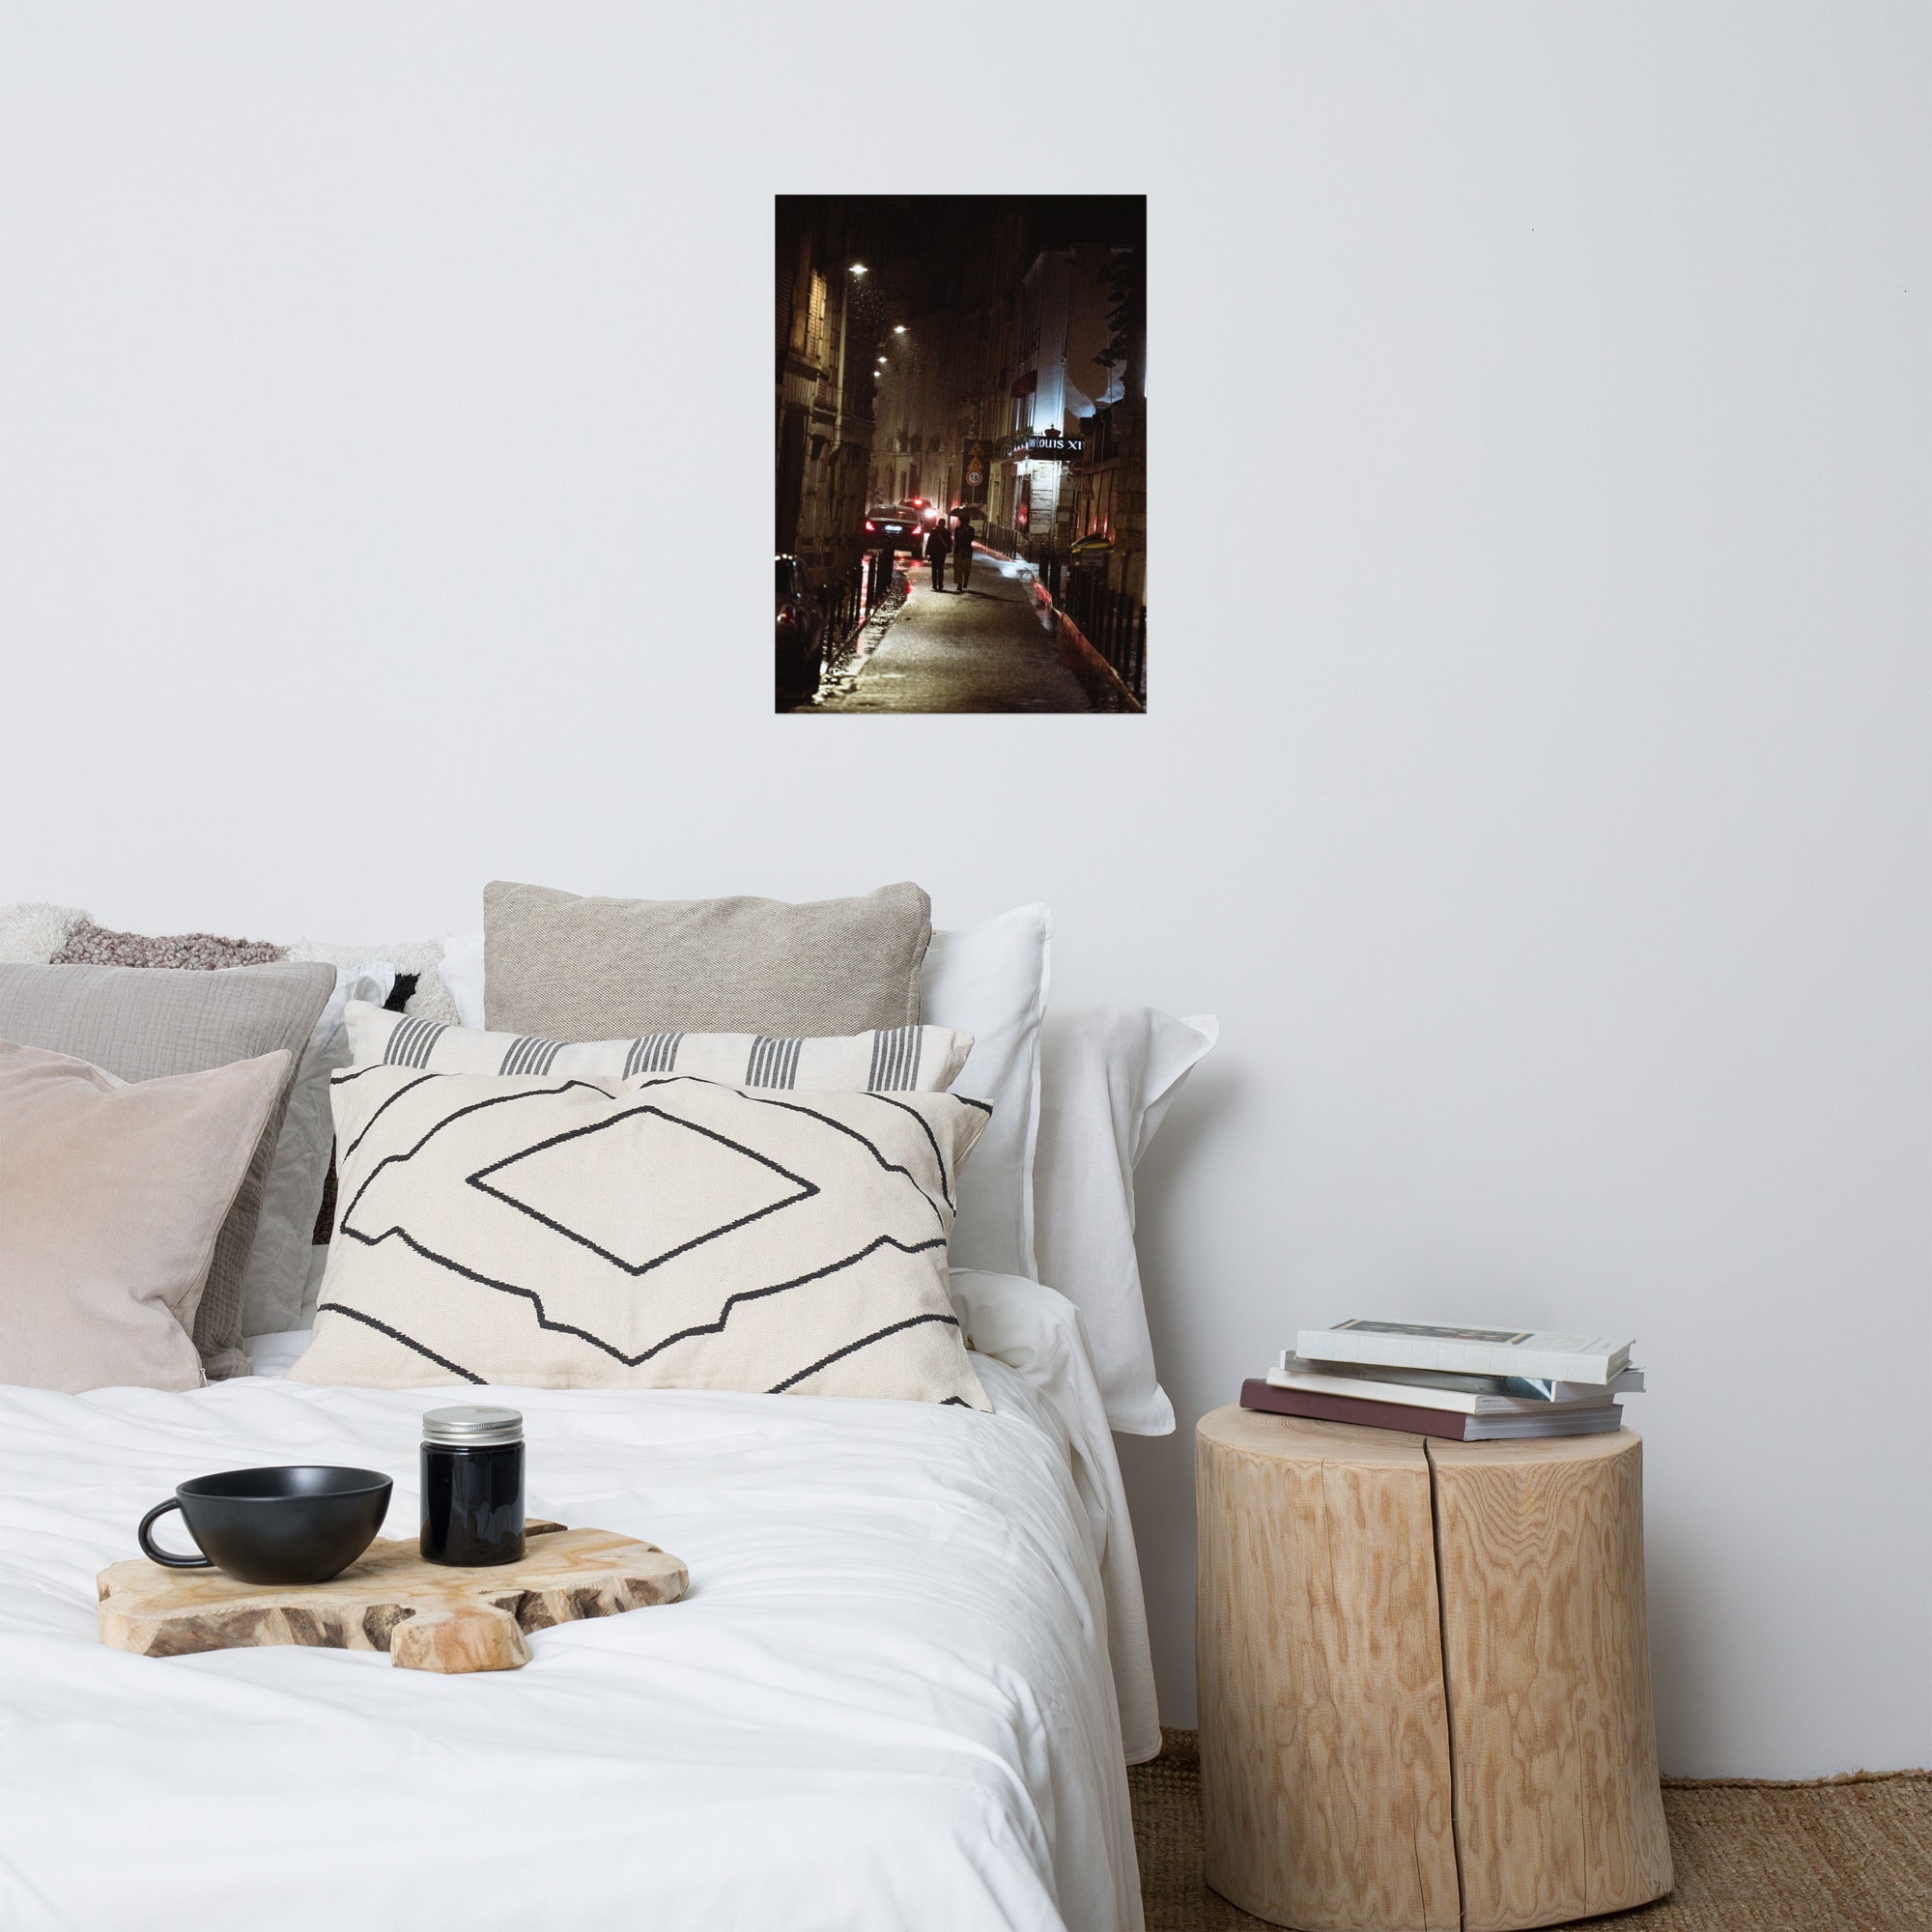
(860, 506, 922, 552)
(774, 554, 823, 709)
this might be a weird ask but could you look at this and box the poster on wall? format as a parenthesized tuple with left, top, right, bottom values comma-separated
(775, 194, 1146, 715)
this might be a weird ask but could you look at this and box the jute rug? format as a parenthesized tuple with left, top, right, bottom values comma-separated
(1128, 1730, 1931, 1932)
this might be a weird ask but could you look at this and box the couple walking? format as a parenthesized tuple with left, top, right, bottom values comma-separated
(923, 515, 975, 592)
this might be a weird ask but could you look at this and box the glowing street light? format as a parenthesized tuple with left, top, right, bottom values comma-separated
(833, 262, 872, 452)
(893, 325, 907, 334)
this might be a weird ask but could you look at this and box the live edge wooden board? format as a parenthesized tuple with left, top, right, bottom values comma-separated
(1195, 1407, 1672, 1932)
(98, 1523, 688, 1674)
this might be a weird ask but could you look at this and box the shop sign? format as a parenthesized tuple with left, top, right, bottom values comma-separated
(1007, 431, 1085, 463)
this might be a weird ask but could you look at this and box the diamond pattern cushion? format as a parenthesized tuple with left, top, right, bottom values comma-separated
(287, 1065, 990, 1406)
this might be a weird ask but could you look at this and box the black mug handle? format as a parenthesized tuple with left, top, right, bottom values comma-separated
(138, 1497, 212, 1569)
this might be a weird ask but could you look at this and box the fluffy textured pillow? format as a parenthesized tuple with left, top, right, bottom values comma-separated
(288, 936, 461, 1024)
(0, 1041, 290, 1392)
(51, 919, 285, 969)
(343, 1001, 971, 1092)
(1032, 1005, 1217, 1435)
(0, 959, 334, 1378)
(289, 1067, 990, 1406)
(0, 902, 285, 970)
(920, 905, 1051, 1282)
(0, 902, 90, 963)
(483, 881, 932, 1038)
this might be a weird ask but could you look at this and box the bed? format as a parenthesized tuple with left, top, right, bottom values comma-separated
(0, 1269, 1154, 1932)
(0, 896, 1205, 1932)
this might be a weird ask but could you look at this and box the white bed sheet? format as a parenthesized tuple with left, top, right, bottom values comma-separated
(0, 1298, 1149, 1931)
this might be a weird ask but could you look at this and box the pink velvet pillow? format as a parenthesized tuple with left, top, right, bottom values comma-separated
(0, 1040, 290, 1392)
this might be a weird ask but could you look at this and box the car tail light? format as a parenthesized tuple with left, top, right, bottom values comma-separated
(864, 520, 875, 531)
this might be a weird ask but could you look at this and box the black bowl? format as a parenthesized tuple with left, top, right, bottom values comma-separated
(138, 1466, 392, 1585)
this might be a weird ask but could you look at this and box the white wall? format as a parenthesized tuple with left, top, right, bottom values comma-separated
(1, 3, 1924, 1776)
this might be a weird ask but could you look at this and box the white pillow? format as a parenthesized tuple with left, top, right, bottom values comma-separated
(238, 962, 394, 1338)
(920, 905, 1052, 1281)
(439, 929, 486, 1028)
(1032, 1005, 1217, 1435)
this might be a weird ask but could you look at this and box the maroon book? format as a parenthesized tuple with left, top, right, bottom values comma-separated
(1239, 1377, 1475, 1439)
(1237, 1379, 1622, 1442)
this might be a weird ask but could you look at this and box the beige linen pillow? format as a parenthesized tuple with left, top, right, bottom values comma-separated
(0, 918, 372, 1337)
(0, 960, 334, 1378)
(0, 1041, 291, 1393)
(290, 1065, 990, 1406)
(483, 881, 931, 1039)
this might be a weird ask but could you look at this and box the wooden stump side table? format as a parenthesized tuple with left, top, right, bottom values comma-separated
(1195, 1406, 1672, 1932)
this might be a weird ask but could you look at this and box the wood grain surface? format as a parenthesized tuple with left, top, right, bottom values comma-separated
(98, 1524, 687, 1673)
(1196, 1405, 1461, 1931)
(1430, 1430, 1673, 1930)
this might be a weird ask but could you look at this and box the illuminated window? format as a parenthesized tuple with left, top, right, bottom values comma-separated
(806, 273, 829, 365)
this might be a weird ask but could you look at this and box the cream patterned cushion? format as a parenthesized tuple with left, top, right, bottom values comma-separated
(343, 1002, 973, 1094)
(288, 1065, 991, 1406)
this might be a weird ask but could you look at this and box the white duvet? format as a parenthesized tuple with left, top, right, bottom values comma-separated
(0, 1272, 1151, 1932)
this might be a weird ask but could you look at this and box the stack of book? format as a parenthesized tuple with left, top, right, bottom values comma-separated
(1240, 1319, 1643, 1441)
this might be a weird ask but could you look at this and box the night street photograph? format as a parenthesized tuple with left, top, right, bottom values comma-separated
(776, 195, 1146, 714)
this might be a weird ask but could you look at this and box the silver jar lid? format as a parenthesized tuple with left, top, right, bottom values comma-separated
(422, 1405, 524, 1447)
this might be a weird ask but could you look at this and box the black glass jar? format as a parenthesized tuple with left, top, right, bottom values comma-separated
(419, 1406, 525, 1567)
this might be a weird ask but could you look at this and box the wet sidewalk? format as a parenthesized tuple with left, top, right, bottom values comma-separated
(810, 549, 1098, 714)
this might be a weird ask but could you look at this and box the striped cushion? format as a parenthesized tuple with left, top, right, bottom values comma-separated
(344, 1003, 974, 1095)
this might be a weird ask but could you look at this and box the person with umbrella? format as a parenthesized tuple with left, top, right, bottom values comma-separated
(952, 509, 975, 591)
(923, 515, 950, 591)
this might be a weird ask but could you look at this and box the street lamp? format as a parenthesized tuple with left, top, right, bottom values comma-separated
(893, 325, 906, 334)
(832, 263, 869, 454)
